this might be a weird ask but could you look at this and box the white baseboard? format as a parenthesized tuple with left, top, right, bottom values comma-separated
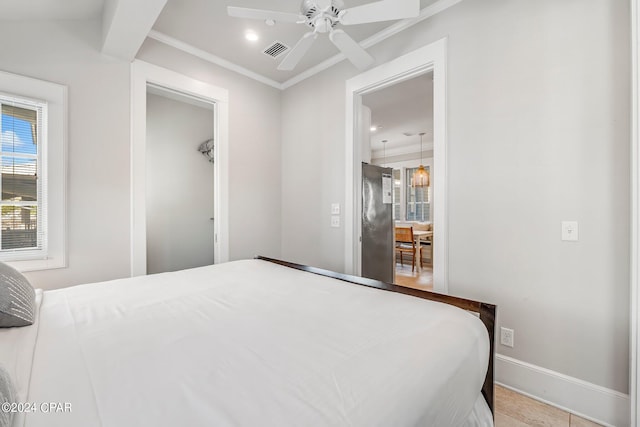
(495, 354, 629, 427)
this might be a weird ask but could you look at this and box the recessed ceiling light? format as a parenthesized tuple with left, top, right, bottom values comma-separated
(370, 126, 378, 132)
(245, 31, 259, 42)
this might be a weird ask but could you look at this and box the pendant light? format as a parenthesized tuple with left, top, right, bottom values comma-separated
(411, 132, 430, 187)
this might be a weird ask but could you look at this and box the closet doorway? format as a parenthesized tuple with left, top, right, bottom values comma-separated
(130, 60, 229, 277)
(145, 85, 214, 274)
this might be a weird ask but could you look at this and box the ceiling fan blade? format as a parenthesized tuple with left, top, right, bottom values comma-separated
(227, 6, 303, 24)
(329, 29, 374, 70)
(277, 32, 318, 71)
(339, 0, 420, 26)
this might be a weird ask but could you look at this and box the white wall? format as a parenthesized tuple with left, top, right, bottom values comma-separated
(361, 105, 372, 164)
(0, 20, 131, 289)
(281, 64, 353, 272)
(137, 39, 282, 263)
(281, 0, 630, 399)
(146, 92, 214, 274)
(0, 21, 282, 287)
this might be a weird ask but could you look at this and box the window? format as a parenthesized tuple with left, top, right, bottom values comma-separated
(405, 166, 430, 222)
(387, 163, 432, 223)
(392, 169, 401, 220)
(0, 97, 44, 257)
(0, 71, 66, 271)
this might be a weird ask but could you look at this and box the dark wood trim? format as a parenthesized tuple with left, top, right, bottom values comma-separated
(256, 255, 497, 417)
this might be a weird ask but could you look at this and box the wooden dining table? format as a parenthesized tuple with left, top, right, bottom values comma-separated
(412, 230, 433, 270)
(413, 229, 433, 244)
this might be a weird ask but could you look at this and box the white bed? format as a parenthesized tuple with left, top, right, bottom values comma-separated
(3, 258, 493, 427)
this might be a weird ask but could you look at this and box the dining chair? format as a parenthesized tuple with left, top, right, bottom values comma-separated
(395, 226, 416, 272)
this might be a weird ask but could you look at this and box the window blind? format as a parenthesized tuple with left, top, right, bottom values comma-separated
(0, 94, 47, 259)
(392, 168, 401, 220)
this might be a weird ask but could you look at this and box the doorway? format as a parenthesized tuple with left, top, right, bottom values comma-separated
(361, 72, 434, 291)
(344, 38, 448, 293)
(145, 86, 215, 273)
(130, 60, 230, 277)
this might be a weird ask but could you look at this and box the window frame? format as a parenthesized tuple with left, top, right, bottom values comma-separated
(405, 166, 431, 222)
(0, 97, 45, 258)
(383, 157, 434, 223)
(392, 168, 401, 220)
(0, 71, 66, 272)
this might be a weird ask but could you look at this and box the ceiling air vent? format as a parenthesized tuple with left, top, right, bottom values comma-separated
(263, 41, 289, 59)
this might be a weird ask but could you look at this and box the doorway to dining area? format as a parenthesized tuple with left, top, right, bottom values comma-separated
(361, 72, 434, 291)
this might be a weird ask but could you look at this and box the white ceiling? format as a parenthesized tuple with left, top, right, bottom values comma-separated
(362, 72, 433, 157)
(1, 0, 437, 156)
(0, 0, 104, 20)
(152, 0, 441, 84)
(0, 0, 444, 87)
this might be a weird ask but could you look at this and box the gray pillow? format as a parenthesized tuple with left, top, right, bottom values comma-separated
(0, 365, 14, 427)
(0, 262, 35, 327)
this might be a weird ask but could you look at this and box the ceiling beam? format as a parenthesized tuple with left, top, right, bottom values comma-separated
(102, 0, 168, 62)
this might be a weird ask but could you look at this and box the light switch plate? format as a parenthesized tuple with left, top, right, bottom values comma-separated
(331, 203, 340, 215)
(561, 221, 579, 241)
(331, 216, 340, 228)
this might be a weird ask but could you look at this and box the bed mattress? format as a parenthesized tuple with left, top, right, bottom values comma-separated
(10, 259, 490, 426)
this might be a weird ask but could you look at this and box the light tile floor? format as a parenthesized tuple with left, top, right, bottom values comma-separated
(495, 385, 602, 426)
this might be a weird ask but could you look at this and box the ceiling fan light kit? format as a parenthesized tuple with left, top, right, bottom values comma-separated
(227, 0, 419, 71)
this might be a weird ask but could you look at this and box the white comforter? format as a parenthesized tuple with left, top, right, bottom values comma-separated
(11, 259, 489, 427)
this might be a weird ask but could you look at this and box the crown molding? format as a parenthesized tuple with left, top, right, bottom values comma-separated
(371, 142, 434, 159)
(147, 30, 284, 90)
(146, 0, 464, 91)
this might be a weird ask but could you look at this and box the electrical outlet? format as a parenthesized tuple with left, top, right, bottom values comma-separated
(331, 216, 340, 228)
(500, 327, 514, 348)
(561, 221, 579, 241)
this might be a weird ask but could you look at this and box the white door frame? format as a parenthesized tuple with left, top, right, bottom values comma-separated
(344, 38, 448, 293)
(631, 0, 640, 424)
(130, 60, 229, 276)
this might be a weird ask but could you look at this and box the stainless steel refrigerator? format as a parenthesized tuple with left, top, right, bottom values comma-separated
(361, 162, 394, 283)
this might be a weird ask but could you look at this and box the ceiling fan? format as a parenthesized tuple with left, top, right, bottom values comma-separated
(227, 0, 420, 71)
